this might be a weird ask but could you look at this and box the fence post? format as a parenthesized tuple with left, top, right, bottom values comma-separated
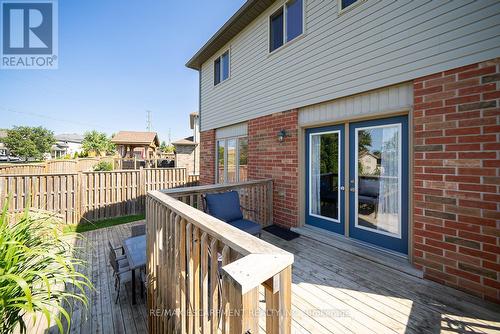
(76, 172, 81, 224)
(139, 167, 145, 213)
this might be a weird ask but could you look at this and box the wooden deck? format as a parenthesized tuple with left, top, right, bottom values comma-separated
(68, 220, 148, 334)
(64, 221, 499, 334)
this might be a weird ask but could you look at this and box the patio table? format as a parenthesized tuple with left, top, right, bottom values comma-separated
(123, 234, 146, 305)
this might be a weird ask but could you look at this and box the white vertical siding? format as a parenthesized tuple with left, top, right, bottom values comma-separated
(199, 0, 500, 131)
(298, 83, 413, 126)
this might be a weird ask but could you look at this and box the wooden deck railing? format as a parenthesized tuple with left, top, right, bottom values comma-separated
(146, 180, 293, 334)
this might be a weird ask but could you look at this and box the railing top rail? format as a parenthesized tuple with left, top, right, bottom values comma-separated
(161, 178, 273, 196)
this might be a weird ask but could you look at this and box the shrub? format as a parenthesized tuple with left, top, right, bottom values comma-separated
(93, 161, 113, 171)
(0, 206, 92, 333)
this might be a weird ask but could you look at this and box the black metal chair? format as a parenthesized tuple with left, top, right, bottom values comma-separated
(108, 248, 132, 304)
(108, 241, 127, 267)
(131, 224, 146, 237)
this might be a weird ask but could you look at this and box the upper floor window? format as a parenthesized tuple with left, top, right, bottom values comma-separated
(340, 0, 360, 11)
(214, 51, 230, 85)
(269, 0, 303, 52)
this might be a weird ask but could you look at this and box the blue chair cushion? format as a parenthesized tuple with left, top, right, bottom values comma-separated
(228, 219, 262, 236)
(205, 191, 243, 222)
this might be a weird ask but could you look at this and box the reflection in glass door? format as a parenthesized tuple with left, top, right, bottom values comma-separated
(349, 116, 408, 254)
(306, 125, 345, 234)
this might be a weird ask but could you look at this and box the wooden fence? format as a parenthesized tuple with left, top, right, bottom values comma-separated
(0, 168, 199, 224)
(0, 158, 108, 174)
(146, 180, 293, 334)
(0, 157, 177, 174)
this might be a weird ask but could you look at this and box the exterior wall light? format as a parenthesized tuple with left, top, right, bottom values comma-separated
(277, 129, 289, 142)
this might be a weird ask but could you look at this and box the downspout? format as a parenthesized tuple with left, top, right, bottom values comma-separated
(194, 68, 202, 175)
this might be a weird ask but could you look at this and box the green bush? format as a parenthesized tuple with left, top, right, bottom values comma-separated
(0, 206, 92, 333)
(93, 161, 113, 171)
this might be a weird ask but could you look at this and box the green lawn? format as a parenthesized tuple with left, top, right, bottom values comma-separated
(63, 214, 145, 233)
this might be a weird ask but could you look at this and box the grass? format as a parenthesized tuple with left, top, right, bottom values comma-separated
(63, 214, 145, 233)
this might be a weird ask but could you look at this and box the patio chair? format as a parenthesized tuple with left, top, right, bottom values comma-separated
(107, 241, 127, 267)
(131, 224, 146, 237)
(109, 248, 132, 304)
(204, 191, 262, 237)
(358, 177, 380, 218)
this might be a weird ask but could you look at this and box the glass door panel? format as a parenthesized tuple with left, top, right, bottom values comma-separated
(217, 140, 224, 183)
(226, 139, 237, 183)
(306, 125, 345, 234)
(349, 116, 408, 254)
(356, 124, 401, 236)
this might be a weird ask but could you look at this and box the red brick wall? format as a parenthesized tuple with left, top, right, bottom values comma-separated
(248, 110, 299, 228)
(413, 58, 500, 303)
(199, 129, 215, 185)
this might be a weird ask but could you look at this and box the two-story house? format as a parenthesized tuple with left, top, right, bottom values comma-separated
(187, 0, 500, 302)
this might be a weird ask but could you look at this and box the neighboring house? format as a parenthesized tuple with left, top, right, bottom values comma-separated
(172, 137, 198, 175)
(187, 0, 500, 301)
(51, 133, 84, 159)
(0, 130, 9, 160)
(0, 129, 20, 162)
(172, 113, 200, 175)
(358, 151, 379, 175)
(111, 131, 160, 160)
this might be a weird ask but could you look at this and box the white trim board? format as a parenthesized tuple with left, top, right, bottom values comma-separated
(216, 122, 248, 139)
(299, 82, 413, 126)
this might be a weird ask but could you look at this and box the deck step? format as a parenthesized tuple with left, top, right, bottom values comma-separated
(291, 225, 424, 278)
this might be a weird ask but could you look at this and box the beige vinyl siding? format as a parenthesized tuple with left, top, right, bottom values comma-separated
(199, 0, 500, 131)
(216, 122, 248, 139)
(299, 82, 413, 126)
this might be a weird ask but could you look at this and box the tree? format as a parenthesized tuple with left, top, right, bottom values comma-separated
(82, 131, 115, 156)
(4, 126, 55, 160)
(160, 141, 174, 153)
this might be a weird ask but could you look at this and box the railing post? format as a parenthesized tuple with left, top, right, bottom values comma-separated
(228, 284, 259, 334)
(267, 180, 273, 226)
(265, 265, 292, 334)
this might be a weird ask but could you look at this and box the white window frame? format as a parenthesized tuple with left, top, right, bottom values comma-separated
(268, 0, 305, 54)
(354, 123, 403, 239)
(213, 49, 230, 86)
(216, 135, 247, 184)
(338, 0, 366, 15)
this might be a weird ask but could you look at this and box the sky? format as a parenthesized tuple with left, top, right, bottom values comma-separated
(0, 0, 245, 143)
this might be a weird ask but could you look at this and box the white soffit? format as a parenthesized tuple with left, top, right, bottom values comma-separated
(216, 122, 248, 139)
(299, 82, 413, 126)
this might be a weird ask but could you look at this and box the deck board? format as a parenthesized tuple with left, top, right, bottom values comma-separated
(37, 220, 499, 333)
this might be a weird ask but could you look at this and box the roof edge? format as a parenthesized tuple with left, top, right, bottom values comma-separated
(186, 0, 272, 70)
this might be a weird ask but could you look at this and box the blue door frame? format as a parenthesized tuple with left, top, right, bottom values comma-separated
(305, 125, 345, 234)
(305, 116, 409, 255)
(348, 116, 409, 255)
